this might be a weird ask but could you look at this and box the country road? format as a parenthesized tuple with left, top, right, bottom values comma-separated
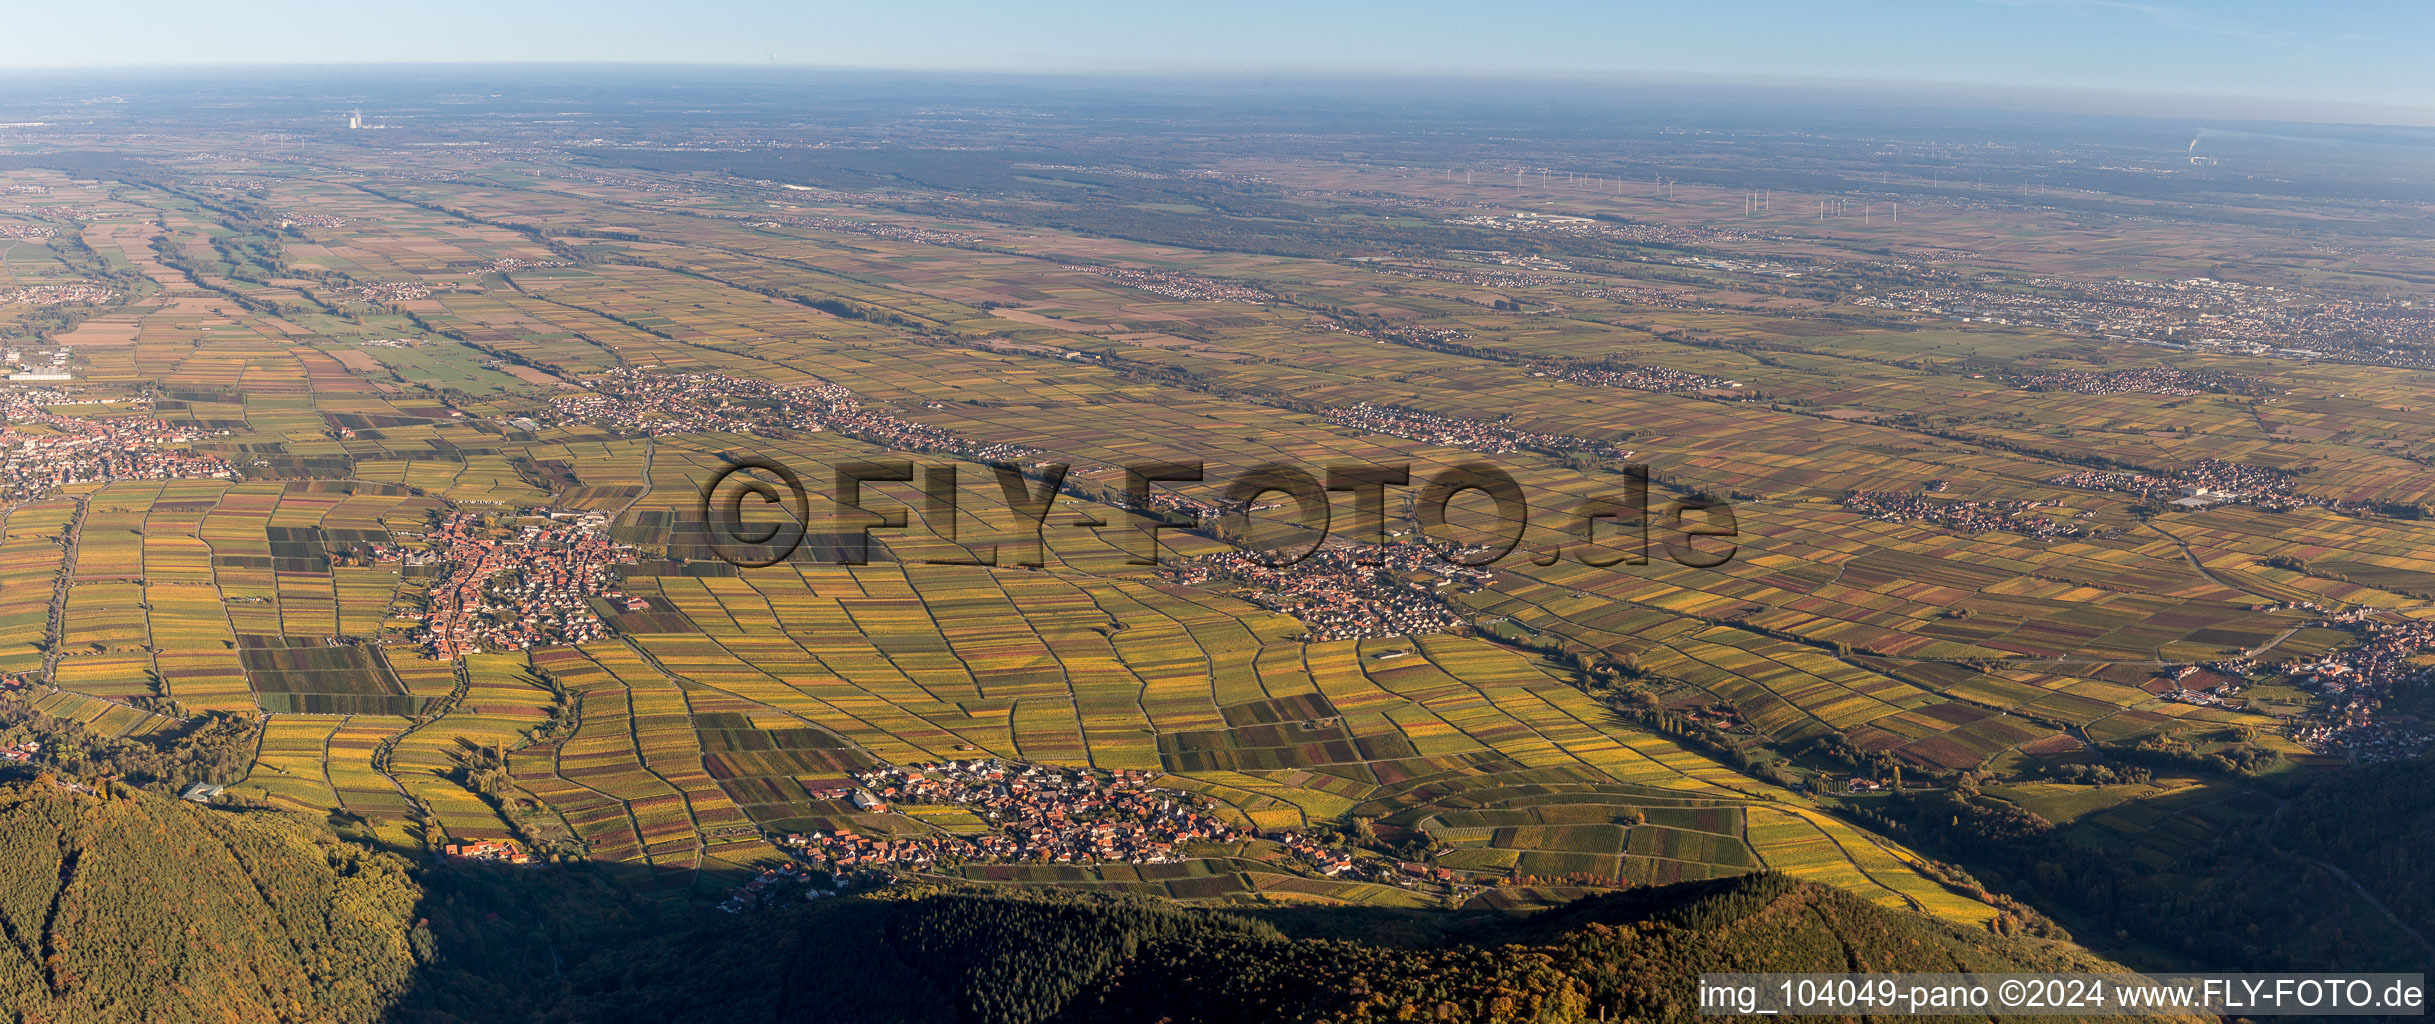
(40, 496, 84, 684)
(2263, 800, 2435, 962)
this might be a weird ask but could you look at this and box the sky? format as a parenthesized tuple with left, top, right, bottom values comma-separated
(4, 0, 2429, 123)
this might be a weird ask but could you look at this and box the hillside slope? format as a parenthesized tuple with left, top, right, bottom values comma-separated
(1057, 873, 2159, 1024)
(0, 779, 423, 1024)
(0, 780, 2170, 1024)
(415, 873, 2166, 1024)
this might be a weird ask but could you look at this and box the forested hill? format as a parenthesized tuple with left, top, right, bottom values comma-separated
(1044, 874, 2162, 1024)
(404, 874, 2168, 1024)
(2274, 756, 2435, 949)
(0, 780, 2167, 1024)
(0, 779, 423, 1024)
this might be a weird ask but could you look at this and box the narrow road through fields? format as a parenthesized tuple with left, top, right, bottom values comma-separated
(615, 437, 654, 521)
(2141, 518, 2279, 603)
(40, 496, 85, 685)
(2248, 624, 2303, 659)
(370, 657, 470, 806)
(2262, 799, 2435, 963)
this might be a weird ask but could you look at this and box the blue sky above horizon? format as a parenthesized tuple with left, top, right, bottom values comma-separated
(6, 1, 2428, 122)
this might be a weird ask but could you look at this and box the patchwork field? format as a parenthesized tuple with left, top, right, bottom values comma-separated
(6, 115, 2426, 936)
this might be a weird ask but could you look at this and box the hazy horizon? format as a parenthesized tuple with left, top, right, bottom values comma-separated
(5, 0, 2431, 127)
(2, 62, 2432, 132)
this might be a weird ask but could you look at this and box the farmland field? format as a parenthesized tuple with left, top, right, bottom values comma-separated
(3, 71, 2432, 986)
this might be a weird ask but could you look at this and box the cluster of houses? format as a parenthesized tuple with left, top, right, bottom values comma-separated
(1445, 211, 1755, 249)
(2155, 659, 2255, 707)
(1448, 248, 1574, 273)
(354, 282, 436, 303)
(1269, 828, 1478, 893)
(1841, 490, 2114, 540)
(1380, 260, 1566, 290)
(716, 861, 894, 913)
(1546, 363, 1741, 393)
(2000, 366, 2270, 397)
(773, 760, 1244, 871)
(739, 213, 985, 248)
(2049, 459, 2300, 510)
(1861, 275, 2435, 369)
(547, 370, 1048, 467)
(441, 838, 532, 865)
(760, 764, 1486, 897)
(1082, 266, 1270, 303)
(1272, 829, 1462, 889)
(737, 379, 1051, 465)
(1317, 320, 1472, 351)
(0, 388, 233, 499)
(1164, 543, 1489, 641)
(1327, 402, 1627, 460)
(0, 283, 116, 308)
(545, 372, 773, 436)
(482, 257, 572, 273)
(1271, 829, 1363, 877)
(400, 509, 638, 659)
(4, 345, 74, 382)
(2284, 611, 2435, 761)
